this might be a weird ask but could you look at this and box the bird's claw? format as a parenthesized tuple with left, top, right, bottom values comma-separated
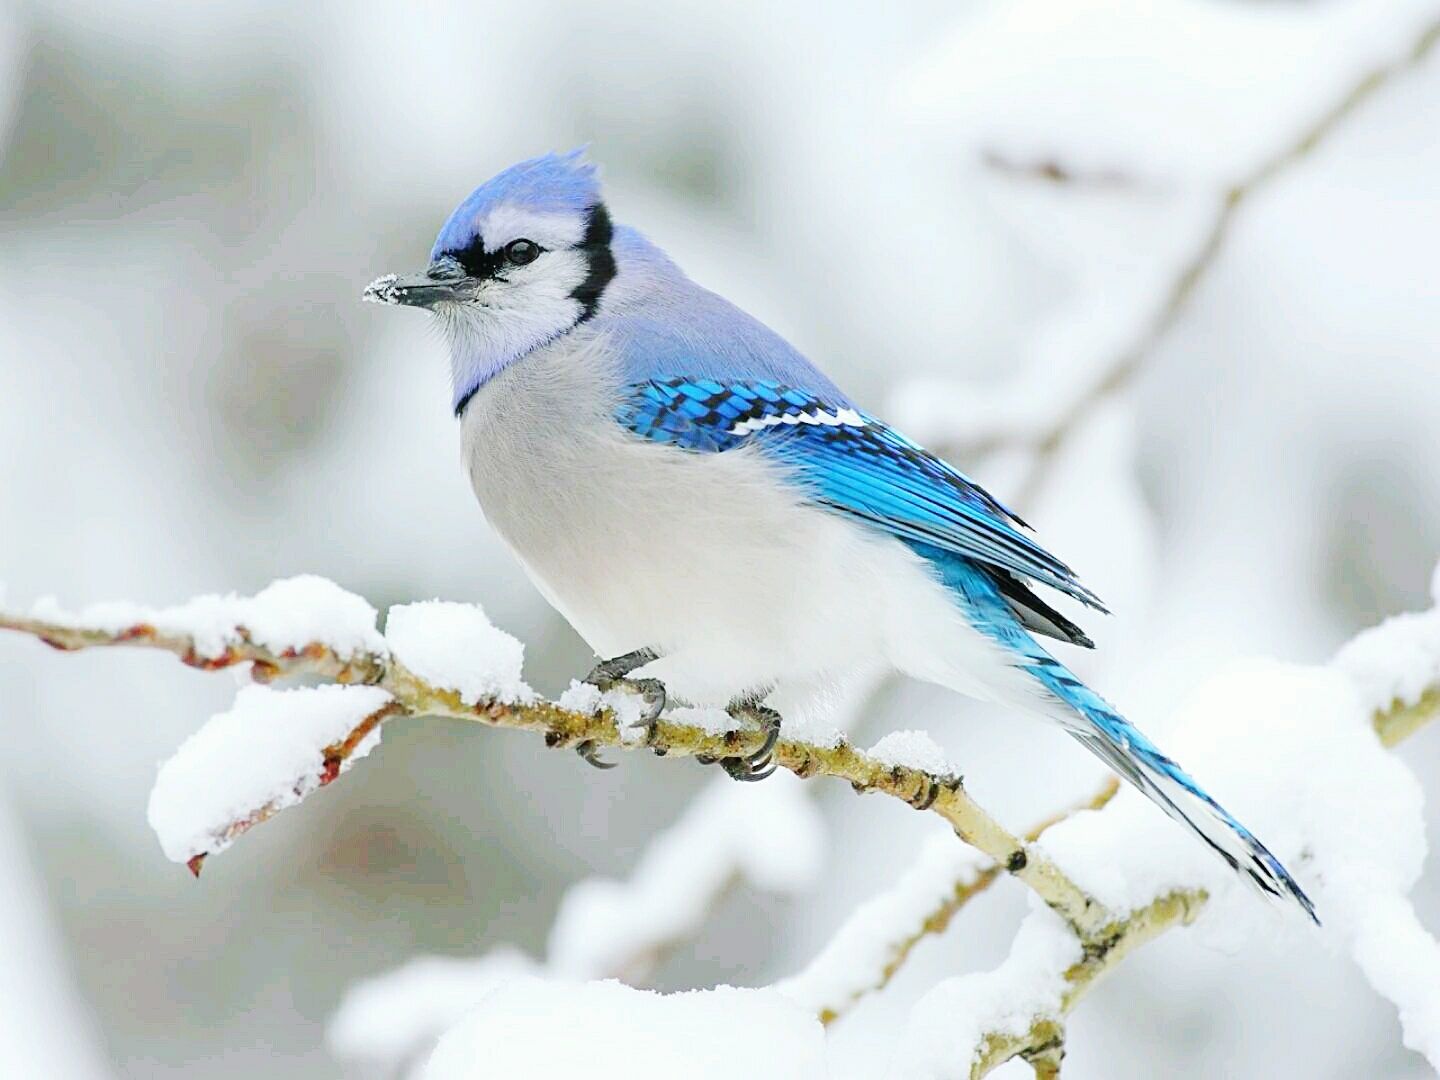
(585, 649, 667, 727)
(574, 739, 617, 770)
(716, 701, 782, 782)
(579, 649, 667, 762)
(722, 755, 778, 782)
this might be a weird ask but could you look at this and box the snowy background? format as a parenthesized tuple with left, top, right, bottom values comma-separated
(1, 0, 1439, 1076)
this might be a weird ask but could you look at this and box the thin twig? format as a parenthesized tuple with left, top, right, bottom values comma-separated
(962, 15, 1440, 508)
(805, 780, 1121, 1026)
(971, 890, 1206, 1079)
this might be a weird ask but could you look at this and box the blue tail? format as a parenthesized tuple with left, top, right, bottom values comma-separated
(1028, 657, 1317, 923)
(918, 544, 1318, 923)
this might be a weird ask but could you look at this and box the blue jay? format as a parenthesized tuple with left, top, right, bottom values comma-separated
(365, 150, 1315, 921)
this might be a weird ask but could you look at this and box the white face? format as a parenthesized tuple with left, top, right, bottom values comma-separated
(363, 198, 616, 410)
(437, 201, 619, 412)
(434, 204, 594, 366)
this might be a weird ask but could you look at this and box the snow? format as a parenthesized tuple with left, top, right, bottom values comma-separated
(1016, 654, 1438, 1069)
(384, 600, 532, 705)
(777, 832, 990, 1018)
(558, 681, 739, 739)
(324, 775, 826, 1075)
(1333, 574, 1440, 714)
(329, 948, 542, 1072)
(1349, 894, 1440, 1068)
(878, 563, 1440, 1074)
(887, 906, 1081, 1079)
(146, 683, 393, 863)
(865, 730, 955, 776)
(0, 796, 109, 1079)
(28, 574, 386, 662)
(547, 773, 824, 979)
(556, 678, 605, 715)
(668, 704, 743, 736)
(422, 977, 827, 1080)
(556, 678, 662, 739)
(889, 0, 1440, 462)
(1033, 661, 1420, 929)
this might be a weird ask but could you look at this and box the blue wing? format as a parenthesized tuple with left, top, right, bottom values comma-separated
(616, 377, 1106, 613)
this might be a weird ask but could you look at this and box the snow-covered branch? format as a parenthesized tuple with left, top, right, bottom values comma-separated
(886, 575, 1440, 1078)
(778, 781, 1120, 1026)
(785, 591, 1440, 1044)
(8, 570, 1440, 1077)
(0, 578, 1114, 941)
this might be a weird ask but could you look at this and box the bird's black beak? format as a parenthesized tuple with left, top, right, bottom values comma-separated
(363, 262, 473, 310)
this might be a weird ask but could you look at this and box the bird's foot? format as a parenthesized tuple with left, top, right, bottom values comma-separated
(585, 647, 659, 687)
(578, 648, 667, 767)
(716, 699, 781, 782)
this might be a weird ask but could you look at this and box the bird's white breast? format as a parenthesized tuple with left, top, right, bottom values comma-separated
(459, 335, 1024, 711)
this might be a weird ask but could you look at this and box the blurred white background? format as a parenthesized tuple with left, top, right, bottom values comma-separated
(1, 0, 1438, 1075)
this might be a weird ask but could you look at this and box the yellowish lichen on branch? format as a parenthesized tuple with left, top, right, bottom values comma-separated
(0, 607, 1114, 941)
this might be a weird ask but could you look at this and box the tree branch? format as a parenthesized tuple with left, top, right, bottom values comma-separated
(0, 601, 1115, 942)
(800, 662, 1440, 1033)
(183, 697, 403, 877)
(960, 679, 1440, 1078)
(970, 890, 1205, 1079)
(782, 780, 1120, 1025)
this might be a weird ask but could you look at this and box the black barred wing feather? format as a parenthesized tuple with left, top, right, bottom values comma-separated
(616, 377, 1106, 612)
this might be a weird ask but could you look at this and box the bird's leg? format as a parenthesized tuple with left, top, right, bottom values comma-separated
(717, 696, 782, 783)
(586, 647, 659, 687)
(584, 646, 667, 722)
(575, 647, 667, 768)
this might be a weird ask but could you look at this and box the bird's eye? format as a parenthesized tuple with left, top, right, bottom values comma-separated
(504, 239, 540, 266)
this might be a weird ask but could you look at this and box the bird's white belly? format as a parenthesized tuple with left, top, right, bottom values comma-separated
(460, 342, 1022, 710)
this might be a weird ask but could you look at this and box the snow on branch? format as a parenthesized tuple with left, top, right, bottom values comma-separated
(148, 684, 399, 874)
(10, 574, 389, 682)
(778, 781, 1119, 1025)
(887, 575, 1440, 1078)
(0, 578, 1114, 940)
(783, 569, 1440, 1045)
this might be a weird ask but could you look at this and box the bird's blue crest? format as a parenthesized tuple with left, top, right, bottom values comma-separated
(431, 148, 602, 259)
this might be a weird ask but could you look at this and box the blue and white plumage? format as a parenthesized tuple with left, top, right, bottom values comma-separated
(365, 149, 1317, 922)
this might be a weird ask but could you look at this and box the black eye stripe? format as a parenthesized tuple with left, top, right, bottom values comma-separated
(448, 237, 505, 280)
(440, 202, 615, 320)
(444, 238, 546, 279)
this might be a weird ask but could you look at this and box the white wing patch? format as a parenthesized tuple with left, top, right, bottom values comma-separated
(728, 406, 866, 436)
